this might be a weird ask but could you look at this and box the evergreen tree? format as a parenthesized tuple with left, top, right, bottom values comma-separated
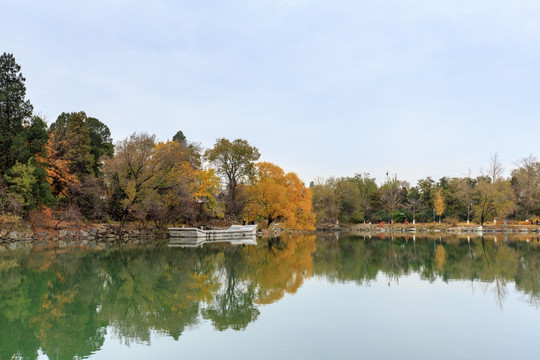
(172, 130, 186, 144)
(0, 52, 33, 174)
(65, 112, 94, 178)
(27, 116, 49, 156)
(50, 112, 113, 176)
(86, 116, 114, 174)
(49, 112, 70, 140)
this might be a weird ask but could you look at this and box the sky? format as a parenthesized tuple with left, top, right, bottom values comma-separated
(1, 0, 540, 185)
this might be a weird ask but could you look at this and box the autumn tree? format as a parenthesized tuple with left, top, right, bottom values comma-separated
(39, 133, 78, 198)
(104, 133, 158, 227)
(250, 162, 315, 230)
(191, 168, 223, 221)
(40, 112, 113, 216)
(104, 134, 205, 229)
(250, 162, 292, 227)
(282, 172, 316, 230)
(143, 140, 203, 227)
(434, 189, 445, 223)
(204, 138, 260, 220)
(49, 112, 113, 179)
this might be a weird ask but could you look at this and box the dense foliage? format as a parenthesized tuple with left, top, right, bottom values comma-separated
(0, 53, 314, 230)
(1, 52, 539, 229)
(311, 155, 540, 225)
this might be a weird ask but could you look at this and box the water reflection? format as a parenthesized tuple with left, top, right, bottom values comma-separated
(168, 236, 257, 248)
(1, 233, 540, 359)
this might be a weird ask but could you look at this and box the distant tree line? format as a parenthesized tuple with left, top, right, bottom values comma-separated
(0, 53, 315, 230)
(311, 153, 540, 226)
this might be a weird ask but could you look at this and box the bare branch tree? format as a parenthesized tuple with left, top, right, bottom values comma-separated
(488, 152, 504, 183)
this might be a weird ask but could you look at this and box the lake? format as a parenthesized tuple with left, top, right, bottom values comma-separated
(1, 233, 540, 359)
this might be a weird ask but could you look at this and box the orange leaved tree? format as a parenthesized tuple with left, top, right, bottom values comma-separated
(249, 162, 315, 230)
(37, 133, 79, 198)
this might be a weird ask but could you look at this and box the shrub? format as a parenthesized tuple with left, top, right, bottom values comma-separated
(444, 215, 460, 226)
(27, 206, 55, 229)
(0, 213, 23, 228)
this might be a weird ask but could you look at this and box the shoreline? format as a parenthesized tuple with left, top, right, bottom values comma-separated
(316, 223, 540, 234)
(0, 224, 167, 250)
(2, 222, 540, 251)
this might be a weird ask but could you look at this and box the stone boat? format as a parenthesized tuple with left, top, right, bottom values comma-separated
(168, 224, 257, 240)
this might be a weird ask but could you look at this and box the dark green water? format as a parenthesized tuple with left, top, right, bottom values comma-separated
(2, 233, 540, 360)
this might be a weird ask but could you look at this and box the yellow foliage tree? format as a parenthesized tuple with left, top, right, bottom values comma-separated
(249, 162, 315, 230)
(434, 189, 445, 223)
(36, 133, 79, 197)
(191, 168, 223, 219)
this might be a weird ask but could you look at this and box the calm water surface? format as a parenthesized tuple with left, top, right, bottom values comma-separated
(2, 233, 540, 359)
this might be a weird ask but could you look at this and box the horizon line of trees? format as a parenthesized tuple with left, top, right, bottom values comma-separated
(311, 152, 540, 226)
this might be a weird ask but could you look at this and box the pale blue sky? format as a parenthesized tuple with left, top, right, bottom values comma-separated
(2, 0, 540, 184)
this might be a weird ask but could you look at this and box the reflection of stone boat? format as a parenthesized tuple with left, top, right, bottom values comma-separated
(168, 236, 257, 248)
(168, 224, 257, 240)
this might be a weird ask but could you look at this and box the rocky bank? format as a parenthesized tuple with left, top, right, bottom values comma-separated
(0, 224, 167, 250)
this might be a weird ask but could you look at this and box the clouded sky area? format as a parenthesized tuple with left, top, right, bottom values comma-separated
(2, 0, 540, 185)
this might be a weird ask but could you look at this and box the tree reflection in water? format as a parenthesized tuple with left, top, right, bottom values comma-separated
(1, 234, 540, 359)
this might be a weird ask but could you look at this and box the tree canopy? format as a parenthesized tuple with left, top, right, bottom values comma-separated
(204, 138, 260, 220)
(249, 162, 315, 230)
